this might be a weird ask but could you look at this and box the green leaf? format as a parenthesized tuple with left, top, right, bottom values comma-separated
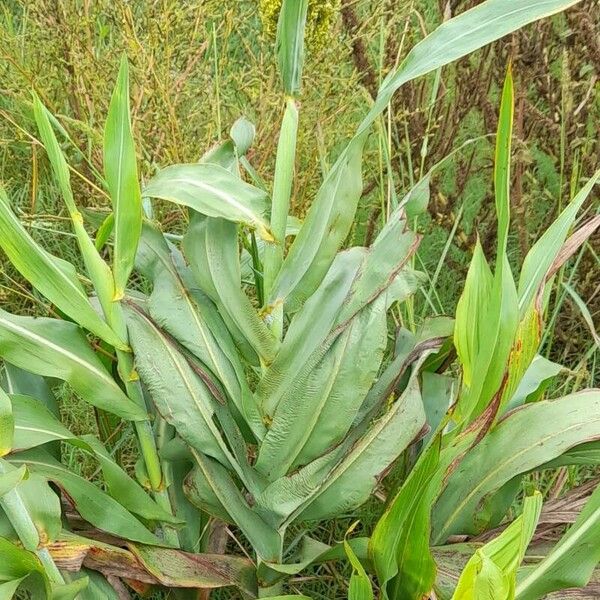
(2, 365, 59, 417)
(125, 304, 262, 494)
(184, 451, 282, 562)
(494, 67, 514, 261)
(452, 492, 542, 600)
(0, 310, 146, 421)
(137, 221, 264, 439)
(516, 483, 600, 599)
(518, 169, 600, 313)
(0, 577, 27, 598)
(0, 388, 14, 457)
(104, 55, 142, 297)
(266, 376, 425, 525)
(276, 0, 308, 96)
(0, 537, 47, 596)
(0, 458, 61, 550)
(506, 355, 562, 411)
(370, 440, 441, 600)
(0, 190, 124, 350)
(9, 449, 163, 546)
(0, 464, 27, 497)
(144, 163, 272, 240)
(454, 239, 493, 388)
(345, 526, 374, 600)
(273, 0, 581, 311)
(10, 394, 72, 452)
(32, 96, 121, 340)
(183, 217, 278, 363)
(433, 390, 600, 542)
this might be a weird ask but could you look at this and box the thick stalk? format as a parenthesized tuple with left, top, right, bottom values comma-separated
(110, 305, 178, 542)
(262, 97, 299, 309)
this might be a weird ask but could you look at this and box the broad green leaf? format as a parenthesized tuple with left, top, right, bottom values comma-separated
(433, 390, 600, 542)
(370, 440, 441, 600)
(2, 365, 59, 417)
(183, 217, 278, 363)
(10, 395, 72, 452)
(518, 169, 600, 313)
(0, 577, 26, 598)
(144, 163, 272, 240)
(272, 0, 581, 311)
(7, 394, 177, 524)
(32, 95, 121, 338)
(516, 483, 600, 599)
(253, 377, 423, 528)
(0, 190, 124, 350)
(0, 537, 47, 596)
(104, 55, 142, 297)
(257, 248, 364, 420)
(452, 492, 542, 600)
(0, 310, 146, 421)
(0, 389, 13, 457)
(184, 450, 281, 562)
(136, 222, 265, 439)
(9, 449, 162, 546)
(125, 305, 262, 494)
(257, 296, 387, 479)
(270, 135, 365, 311)
(276, 0, 308, 96)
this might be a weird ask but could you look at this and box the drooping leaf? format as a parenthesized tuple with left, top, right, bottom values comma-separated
(104, 54, 142, 297)
(144, 163, 272, 240)
(0, 310, 146, 421)
(8, 449, 163, 546)
(137, 221, 265, 439)
(184, 451, 281, 562)
(125, 304, 262, 494)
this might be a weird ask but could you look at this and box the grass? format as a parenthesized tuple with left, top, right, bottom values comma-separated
(1, 1, 598, 598)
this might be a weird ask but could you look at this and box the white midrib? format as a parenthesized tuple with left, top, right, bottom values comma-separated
(163, 176, 259, 224)
(0, 316, 115, 389)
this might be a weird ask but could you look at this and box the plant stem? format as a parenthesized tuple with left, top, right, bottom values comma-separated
(263, 97, 299, 309)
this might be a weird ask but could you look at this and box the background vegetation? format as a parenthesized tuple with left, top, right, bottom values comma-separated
(0, 1, 598, 597)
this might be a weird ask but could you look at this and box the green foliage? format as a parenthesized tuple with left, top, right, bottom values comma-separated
(0, 1, 597, 599)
